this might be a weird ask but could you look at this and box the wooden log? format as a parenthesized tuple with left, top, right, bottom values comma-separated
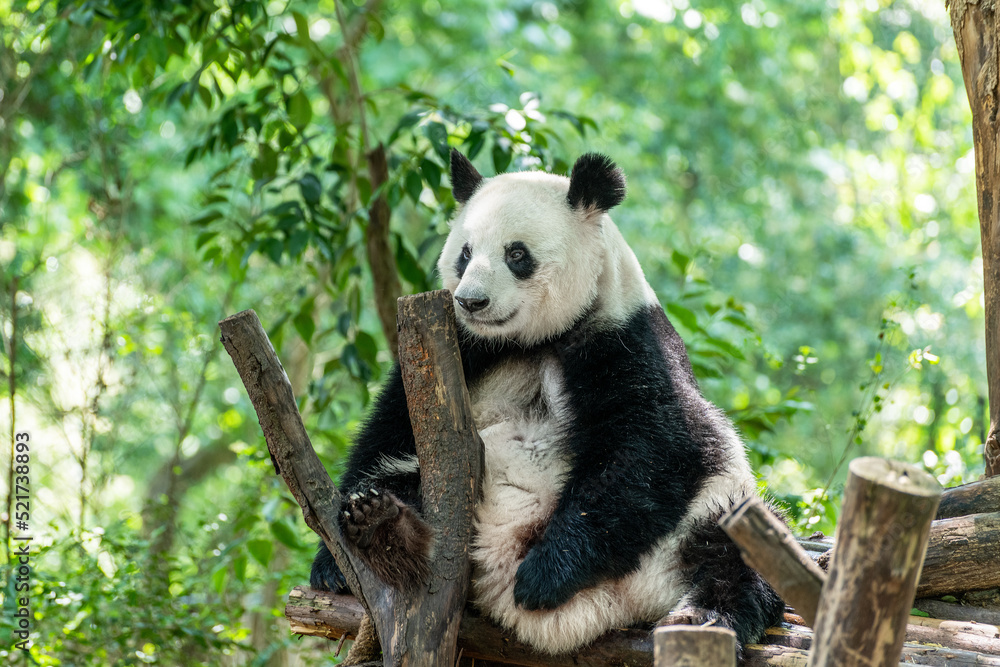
(904, 617, 1000, 655)
(287, 588, 1000, 666)
(813, 511, 1000, 598)
(917, 512, 1000, 598)
(808, 457, 941, 667)
(937, 476, 1000, 519)
(285, 588, 653, 667)
(766, 617, 1000, 655)
(948, 0, 1000, 478)
(720, 496, 825, 627)
(747, 642, 1000, 667)
(762, 622, 1000, 664)
(914, 598, 1000, 626)
(653, 626, 736, 666)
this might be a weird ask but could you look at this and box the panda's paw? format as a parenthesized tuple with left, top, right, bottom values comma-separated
(512, 546, 583, 611)
(341, 487, 434, 591)
(342, 487, 401, 549)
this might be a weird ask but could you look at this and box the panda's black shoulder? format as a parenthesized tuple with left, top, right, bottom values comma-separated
(551, 301, 698, 389)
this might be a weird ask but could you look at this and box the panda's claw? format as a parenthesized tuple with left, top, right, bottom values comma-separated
(341, 486, 402, 549)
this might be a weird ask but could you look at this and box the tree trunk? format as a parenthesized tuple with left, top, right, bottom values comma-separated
(948, 0, 1000, 477)
(365, 143, 401, 357)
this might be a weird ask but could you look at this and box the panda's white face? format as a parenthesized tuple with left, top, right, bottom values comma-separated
(438, 172, 606, 345)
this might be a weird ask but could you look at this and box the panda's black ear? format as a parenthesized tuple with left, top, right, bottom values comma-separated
(567, 153, 626, 212)
(450, 149, 483, 204)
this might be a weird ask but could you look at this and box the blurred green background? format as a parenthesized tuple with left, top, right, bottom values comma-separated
(0, 0, 987, 663)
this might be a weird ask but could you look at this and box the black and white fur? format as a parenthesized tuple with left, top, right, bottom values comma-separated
(310, 151, 784, 656)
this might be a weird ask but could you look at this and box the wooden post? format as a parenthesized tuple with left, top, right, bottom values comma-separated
(653, 626, 736, 667)
(719, 496, 825, 627)
(807, 457, 941, 667)
(948, 1, 1000, 477)
(220, 291, 483, 667)
(389, 290, 484, 667)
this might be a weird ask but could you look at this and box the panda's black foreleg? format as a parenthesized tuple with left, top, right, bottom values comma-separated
(673, 516, 785, 661)
(310, 540, 349, 593)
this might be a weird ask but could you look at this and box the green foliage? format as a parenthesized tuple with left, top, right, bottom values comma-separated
(0, 0, 990, 661)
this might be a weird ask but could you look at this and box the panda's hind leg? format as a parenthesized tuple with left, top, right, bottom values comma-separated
(669, 515, 785, 661)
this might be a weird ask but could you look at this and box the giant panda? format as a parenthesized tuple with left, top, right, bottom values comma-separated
(310, 150, 784, 657)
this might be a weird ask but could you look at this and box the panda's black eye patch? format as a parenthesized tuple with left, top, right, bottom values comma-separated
(505, 241, 536, 280)
(456, 243, 472, 278)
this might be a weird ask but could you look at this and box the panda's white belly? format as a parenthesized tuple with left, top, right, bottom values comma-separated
(468, 415, 689, 653)
(464, 356, 757, 653)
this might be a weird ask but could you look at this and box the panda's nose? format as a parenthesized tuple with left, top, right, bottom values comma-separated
(456, 296, 490, 313)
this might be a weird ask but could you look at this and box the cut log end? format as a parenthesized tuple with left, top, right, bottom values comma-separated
(653, 626, 736, 667)
(848, 456, 941, 498)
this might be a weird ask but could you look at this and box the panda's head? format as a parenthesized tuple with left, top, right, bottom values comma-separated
(438, 151, 627, 345)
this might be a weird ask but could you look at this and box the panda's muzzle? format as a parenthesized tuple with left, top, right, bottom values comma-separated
(455, 295, 490, 313)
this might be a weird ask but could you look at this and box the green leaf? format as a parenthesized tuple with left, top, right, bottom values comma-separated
(355, 330, 379, 367)
(424, 121, 449, 161)
(269, 518, 304, 550)
(671, 250, 691, 273)
(420, 158, 441, 189)
(492, 143, 511, 173)
(246, 539, 274, 567)
(395, 236, 426, 286)
(294, 309, 315, 343)
(405, 170, 423, 204)
(703, 337, 746, 361)
(233, 555, 248, 582)
(286, 90, 312, 129)
(191, 210, 223, 227)
(262, 238, 283, 264)
(299, 173, 322, 206)
(389, 109, 425, 144)
(465, 131, 486, 160)
(666, 303, 699, 332)
(211, 566, 228, 594)
(910, 608, 930, 617)
(292, 11, 309, 41)
(195, 232, 218, 249)
(288, 229, 310, 259)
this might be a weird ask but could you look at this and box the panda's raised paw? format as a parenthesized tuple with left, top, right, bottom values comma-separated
(343, 487, 401, 549)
